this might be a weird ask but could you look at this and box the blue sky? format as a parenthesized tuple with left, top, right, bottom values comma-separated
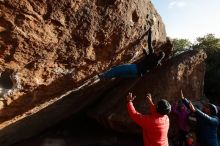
(151, 0, 220, 42)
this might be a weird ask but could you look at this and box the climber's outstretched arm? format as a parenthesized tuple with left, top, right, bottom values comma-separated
(148, 28, 154, 54)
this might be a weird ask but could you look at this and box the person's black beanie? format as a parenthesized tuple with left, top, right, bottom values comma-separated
(208, 103, 218, 116)
(156, 99, 171, 115)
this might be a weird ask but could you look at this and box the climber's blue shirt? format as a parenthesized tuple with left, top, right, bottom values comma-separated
(182, 98, 219, 146)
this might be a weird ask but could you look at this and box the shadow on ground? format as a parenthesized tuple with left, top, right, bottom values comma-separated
(13, 113, 143, 146)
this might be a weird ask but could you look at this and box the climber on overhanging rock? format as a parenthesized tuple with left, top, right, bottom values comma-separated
(96, 27, 165, 80)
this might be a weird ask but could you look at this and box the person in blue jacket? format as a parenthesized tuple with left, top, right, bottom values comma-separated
(97, 27, 165, 80)
(180, 90, 219, 146)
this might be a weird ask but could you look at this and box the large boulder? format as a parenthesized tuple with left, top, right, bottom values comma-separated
(0, 0, 166, 117)
(89, 49, 207, 133)
(0, 0, 169, 146)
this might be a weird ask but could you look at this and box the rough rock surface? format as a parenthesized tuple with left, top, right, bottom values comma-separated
(0, 0, 170, 145)
(0, 0, 166, 122)
(89, 49, 207, 133)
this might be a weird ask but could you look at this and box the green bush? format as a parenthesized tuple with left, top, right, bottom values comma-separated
(171, 38, 192, 55)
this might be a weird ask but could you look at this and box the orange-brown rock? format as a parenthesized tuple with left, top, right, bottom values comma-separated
(0, 0, 166, 112)
(0, 0, 169, 145)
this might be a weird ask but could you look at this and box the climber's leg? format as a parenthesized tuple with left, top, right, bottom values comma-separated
(99, 64, 138, 79)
